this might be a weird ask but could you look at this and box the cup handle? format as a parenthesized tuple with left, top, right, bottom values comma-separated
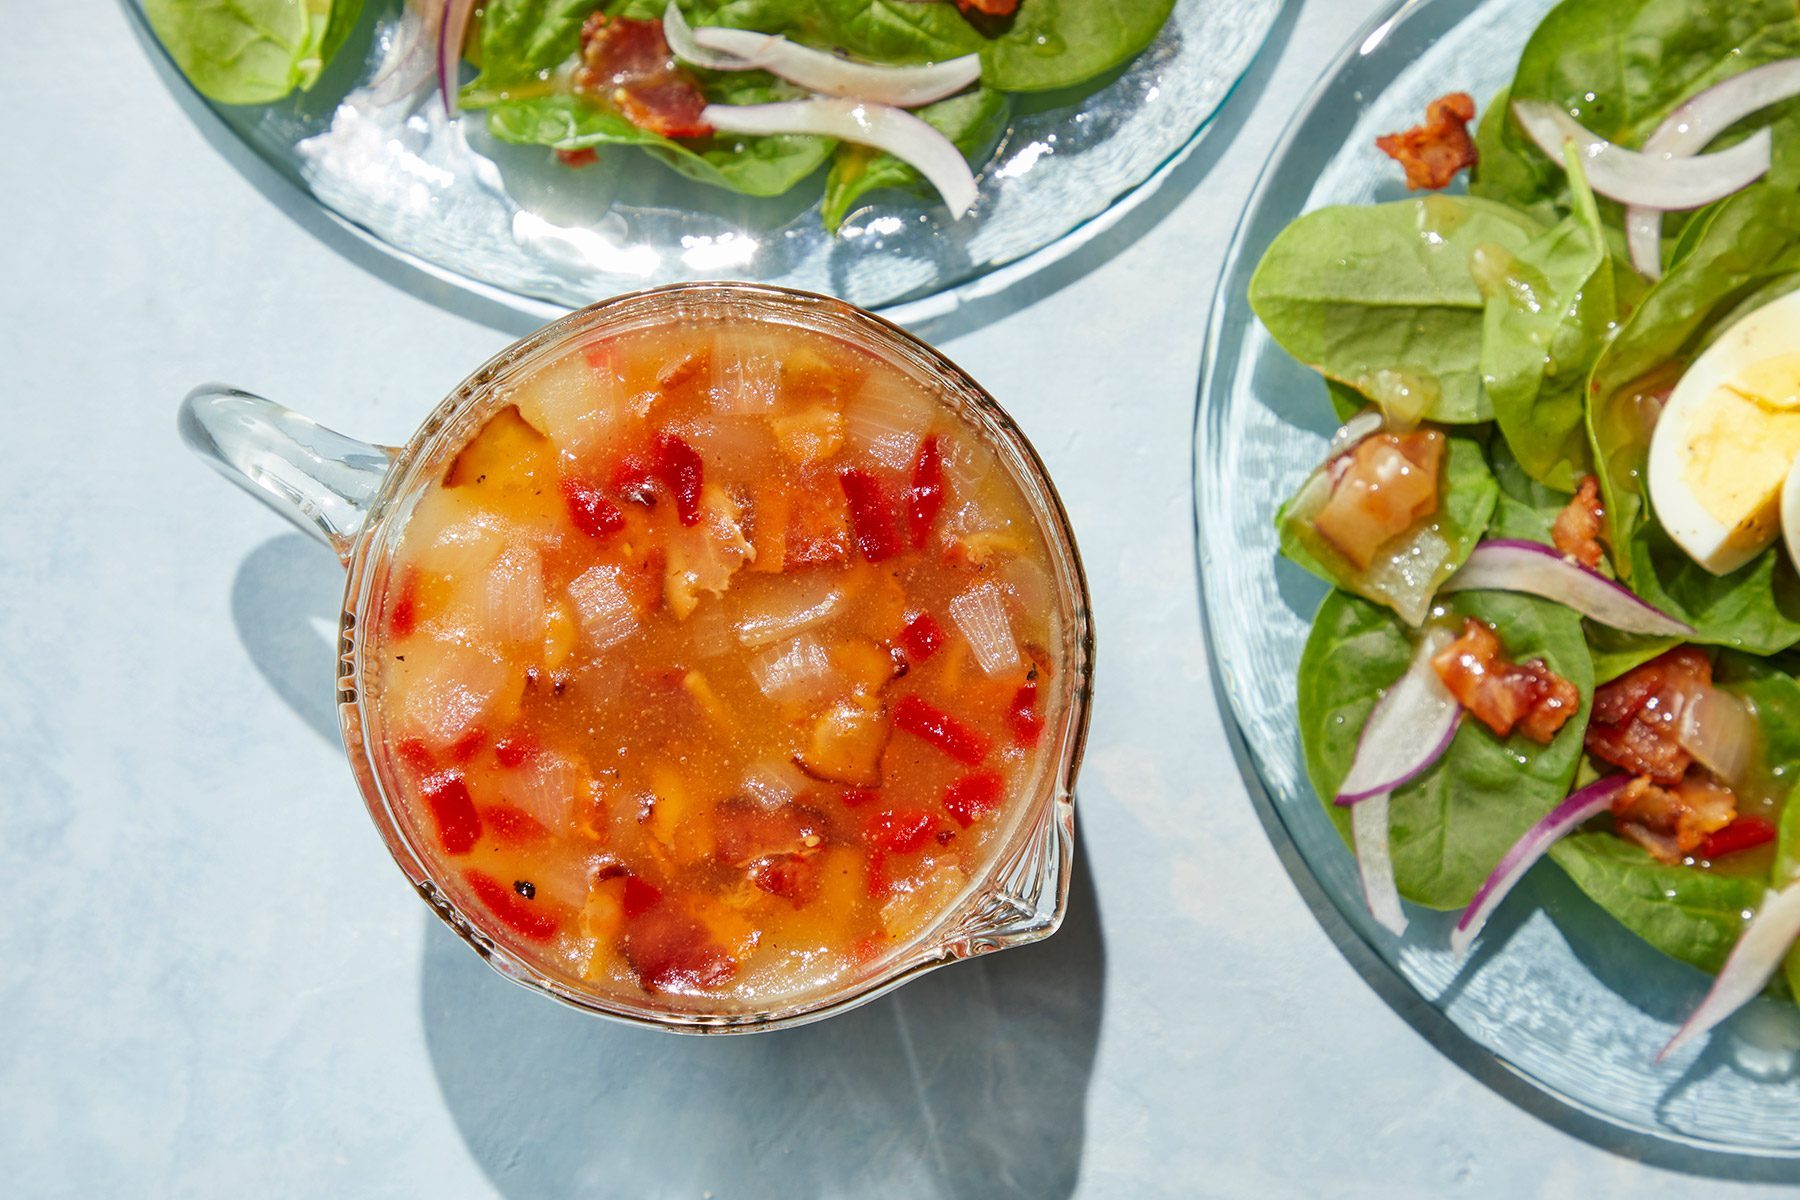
(179, 384, 397, 562)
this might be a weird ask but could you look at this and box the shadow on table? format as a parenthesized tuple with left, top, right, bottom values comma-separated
(232, 533, 344, 745)
(420, 839, 1105, 1200)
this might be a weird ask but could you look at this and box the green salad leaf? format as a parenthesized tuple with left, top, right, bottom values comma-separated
(1278, 433, 1497, 626)
(1623, 521, 1800, 656)
(1297, 510, 1593, 910)
(821, 87, 1011, 232)
(479, 0, 603, 85)
(1548, 833, 1766, 975)
(146, 0, 361, 105)
(1249, 196, 1545, 424)
(1479, 148, 1614, 490)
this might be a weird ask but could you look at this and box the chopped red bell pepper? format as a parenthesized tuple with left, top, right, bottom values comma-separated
(900, 611, 947, 663)
(839, 787, 879, 808)
(1006, 678, 1045, 748)
(905, 435, 946, 549)
(562, 476, 626, 540)
(423, 772, 481, 855)
(389, 567, 420, 639)
(394, 737, 435, 777)
(893, 694, 991, 765)
(838, 468, 903, 562)
(942, 771, 1005, 828)
(1698, 815, 1778, 860)
(556, 146, 600, 168)
(622, 874, 664, 918)
(863, 808, 937, 855)
(652, 432, 705, 526)
(494, 733, 540, 769)
(582, 342, 615, 372)
(464, 869, 561, 941)
(445, 726, 488, 764)
(478, 804, 551, 846)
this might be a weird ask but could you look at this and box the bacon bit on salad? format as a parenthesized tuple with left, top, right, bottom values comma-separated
(555, 147, 600, 168)
(1376, 92, 1480, 191)
(576, 14, 713, 140)
(1553, 475, 1608, 569)
(1431, 619, 1579, 743)
(1313, 430, 1445, 569)
(1611, 773, 1738, 864)
(1585, 647, 1711, 784)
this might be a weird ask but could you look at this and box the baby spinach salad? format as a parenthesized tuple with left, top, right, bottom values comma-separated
(145, 0, 1177, 230)
(1256, 0, 1800, 1058)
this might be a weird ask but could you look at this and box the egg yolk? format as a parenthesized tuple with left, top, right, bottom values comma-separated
(1683, 352, 1800, 537)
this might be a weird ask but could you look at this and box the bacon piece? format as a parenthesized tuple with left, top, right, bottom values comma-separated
(1611, 774, 1737, 864)
(576, 14, 713, 140)
(555, 147, 599, 168)
(622, 903, 738, 994)
(1312, 430, 1444, 570)
(956, 0, 1019, 14)
(1376, 92, 1479, 191)
(1430, 619, 1580, 744)
(1584, 648, 1711, 784)
(1553, 475, 1607, 569)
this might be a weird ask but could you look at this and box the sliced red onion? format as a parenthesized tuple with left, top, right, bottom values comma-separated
(1320, 409, 1385, 469)
(704, 99, 978, 218)
(1660, 879, 1800, 1062)
(693, 29, 980, 108)
(1627, 61, 1800, 278)
(1678, 686, 1758, 788)
(1511, 99, 1771, 212)
(1439, 539, 1695, 636)
(437, 0, 479, 115)
(1335, 627, 1461, 805)
(1352, 792, 1407, 936)
(662, 2, 754, 71)
(1451, 774, 1628, 957)
(368, 0, 443, 105)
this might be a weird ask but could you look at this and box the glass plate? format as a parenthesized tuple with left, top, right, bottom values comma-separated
(1197, 0, 1800, 1159)
(128, 0, 1281, 322)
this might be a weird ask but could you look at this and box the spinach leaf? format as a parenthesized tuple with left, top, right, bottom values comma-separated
(146, 0, 353, 105)
(483, 71, 835, 197)
(1778, 790, 1800, 1002)
(1298, 545, 1592, 909)
(1587, 186, 1800, 556)
(1249, 197, 1545, 424)
(1469, 86, 1557, 221)
(1625, 519, 1800, 655)
(1487, 0, 1800, 216)
(478, 0, 602, 85)
(821, 87, 1011, 231)
(975, 0, 1176, 93)
(1278, 434, 1497, 626)
(1587, 628, 1680, 685)
(1479, 149, 1613, 490)
(1549, 832, 1766, 975)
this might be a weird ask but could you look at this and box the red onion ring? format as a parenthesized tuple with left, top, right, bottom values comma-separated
(1438, 539, 1694, 637)
(1335, 627, 1461, 805)
(1512, 99, 1771, 212)
(1660, 878, 1800, 1062)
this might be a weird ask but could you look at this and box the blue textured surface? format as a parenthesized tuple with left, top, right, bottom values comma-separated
(1, 1, 1789, 1195)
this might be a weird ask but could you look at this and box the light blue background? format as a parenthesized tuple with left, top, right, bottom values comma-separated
(3, 2, 1790, 1196)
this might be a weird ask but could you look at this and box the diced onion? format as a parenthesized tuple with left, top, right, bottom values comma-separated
(437, 0, 479, 115)
(1626, 61, 1800, 278)
(1511, 99, 1771, 212)
(1677, 686, 1759, 789)
(749, 635, 839, 705)
(1321, 409, 1385, 468)
(691, 27, 980, 109)
(1661, 879, 1800, 1062)
(394, 643, 512, 749)
(704, 98, 979, 219)
(482, 547, 545, 647)
(734, 576, 845, 647)
(1452, 774, 1629, 957)
(741, 761, 809, 810)
(1352, 792, 1406, 937)
(1439, 539, 1695, 636)
(1335, 627, 1461, 805)
(567, 565, 639, 650)
(844, 376, 933, 470)
(948, 583, 1019, 676)
(499, 753, 581, 833)
(703, 328, 780, 415)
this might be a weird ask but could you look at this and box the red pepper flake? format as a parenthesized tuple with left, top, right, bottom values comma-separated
(556, 146, 599, 168)
(562, 476, 626, 540)
(942, 771, 1005, 828)
(494, 733, 541, 769)
(905, 435, 946, 549)
(423, 772, 481, 855)
(840, 787, 880, 808)
(622, 874, 663, 918)
(1698, 814, 1778, 860)
(478, 803, 550, 846)
(389, 567, 420, 639)
(1006, 678, 1045, 748)
(838, 468, 904, 562)
(652, 432, 705, 526)
(893, 694, 991, 765)
(900, 611, 947, 663)
(464, 868, 560, 941)
(864, 808, 937, 855)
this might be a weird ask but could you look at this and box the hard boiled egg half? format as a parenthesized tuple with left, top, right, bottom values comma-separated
(1649, 287, 1800, 575)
